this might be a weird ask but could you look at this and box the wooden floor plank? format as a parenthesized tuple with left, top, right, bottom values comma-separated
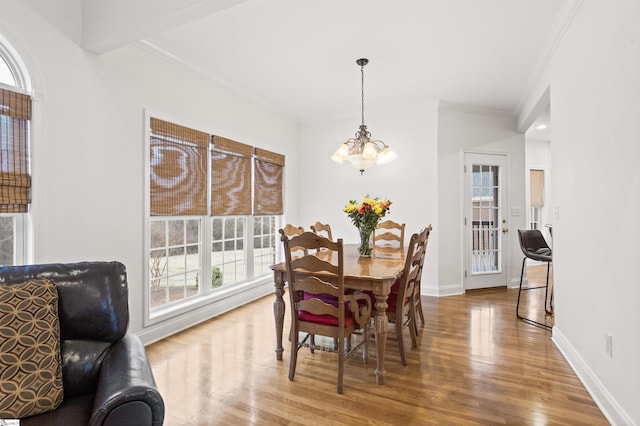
(146, 265, 608, 425)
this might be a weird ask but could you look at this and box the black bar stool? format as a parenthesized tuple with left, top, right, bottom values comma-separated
(517, 229, 553, 329)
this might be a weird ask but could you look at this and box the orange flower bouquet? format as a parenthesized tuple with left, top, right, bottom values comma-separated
(344, 196, 392, 256)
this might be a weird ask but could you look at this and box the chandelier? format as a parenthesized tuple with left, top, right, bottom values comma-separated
(331, 58, 397, 174)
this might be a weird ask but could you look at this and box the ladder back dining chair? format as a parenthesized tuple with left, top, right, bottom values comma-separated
(310, 221, 333, 241)
(413, 225, 433, 333)
(362, 227, 427, 365)
(373, 220, 405, 248)
(281, 224, 307, 256)
(387, 229, 428, 365)
(280, 230, 371, 394)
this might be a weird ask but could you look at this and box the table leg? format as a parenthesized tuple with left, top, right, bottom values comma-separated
(273, 271, 286, 361)
(373, 293, 389, 385)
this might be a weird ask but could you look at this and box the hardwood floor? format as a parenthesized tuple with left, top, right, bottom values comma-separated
(146, 265, 607, 425)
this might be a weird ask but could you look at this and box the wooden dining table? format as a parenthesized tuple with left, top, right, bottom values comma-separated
(271, 244, 406, 385)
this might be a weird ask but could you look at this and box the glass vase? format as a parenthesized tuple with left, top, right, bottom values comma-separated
(358, 227, 373, 257)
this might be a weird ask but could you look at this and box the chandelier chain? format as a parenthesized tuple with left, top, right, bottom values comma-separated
(361, 63, 365, 127)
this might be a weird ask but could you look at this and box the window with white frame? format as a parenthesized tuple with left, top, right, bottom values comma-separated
(529, 169, 544, 230)
(211, 216, 246, 287)
(149, 218, 201, 308)
(147, 116, 283, 318)
(529, 206, 541, 230)
(0, 42, 32, 266)
(253, 216, 277, 277)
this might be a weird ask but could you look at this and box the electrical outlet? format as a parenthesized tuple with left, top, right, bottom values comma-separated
(605, 333, 613, 358)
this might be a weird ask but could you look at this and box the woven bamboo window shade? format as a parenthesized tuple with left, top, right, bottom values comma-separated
(530, 169, 544, 207)
(211, 136, 253, 216)
(150, 118, 209, 216)
(0, 88, 31, 213)
(254, 148, 284, 215)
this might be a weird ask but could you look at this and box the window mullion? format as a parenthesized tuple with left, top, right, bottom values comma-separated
(164, 220, 170, 305)
(246, 216, 254, 280)
(202, 216, 211, 296)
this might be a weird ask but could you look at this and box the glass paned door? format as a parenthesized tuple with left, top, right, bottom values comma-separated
(464, 153, 508, 290)
(471, 164, 500, 273)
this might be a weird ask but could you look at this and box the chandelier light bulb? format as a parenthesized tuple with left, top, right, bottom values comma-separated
(331, 143, 350, 163)
(362, 142, 377, 159)
(377, 146, 398, 164)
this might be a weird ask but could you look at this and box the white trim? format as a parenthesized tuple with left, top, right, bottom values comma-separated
(26, 97, 38, 264)
(423, 283, 464, 297)
(142, 109, 283, 331)
(138, 280, 273, 345)
(508, 276, 526, 289)
(552, 327, 635, 426)
(438, 100, 515, 119)
(0, 29, 35, 264)
(461, 150, 511, 290)
(83, 0, 246, 54)
(0, 33, 30, 92)
(143, 111, 152, 325)
(515, 0, 583, 119)
(135, 41, 293, 122)
(302, 99, 440, 124)
(146, 274, 272, 326)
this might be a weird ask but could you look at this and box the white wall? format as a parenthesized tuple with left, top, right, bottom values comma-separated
(437, 104, 527, 295)
(0, 1, 299, 338)
(551, 2, 640, 423)
(519, 1, 640, 424)
(297, 103, 440, 290)
(525, 138, 552, 241)
(299, 102, 525, 297)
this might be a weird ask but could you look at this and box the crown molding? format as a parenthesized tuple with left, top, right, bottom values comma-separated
(134, 40, 296, 123)
(514, 0, 584, 119)
(82, 0, 245, 54)
(300, 100, 440, 125)
(438, 100, 516, 119)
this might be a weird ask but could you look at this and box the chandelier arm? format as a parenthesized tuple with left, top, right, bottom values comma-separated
(369, 140, 385, 150)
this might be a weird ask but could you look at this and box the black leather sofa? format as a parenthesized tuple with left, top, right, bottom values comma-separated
(0, 261, 164, 425)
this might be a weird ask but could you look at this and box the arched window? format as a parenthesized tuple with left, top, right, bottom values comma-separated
(0, 55, 16, 86)
(0, 35, 32, 265)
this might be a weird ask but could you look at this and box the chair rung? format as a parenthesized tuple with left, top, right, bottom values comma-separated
(521, 285, 548, 291)
(296, 333, 312, 350)
(300, 342, 336, 353)
(299, 338, 367, 358)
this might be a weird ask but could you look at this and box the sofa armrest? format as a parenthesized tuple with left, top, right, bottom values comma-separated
(90, 334, 164, 426)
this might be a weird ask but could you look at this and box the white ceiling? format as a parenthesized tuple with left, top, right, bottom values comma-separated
(79, 0, 568, 125)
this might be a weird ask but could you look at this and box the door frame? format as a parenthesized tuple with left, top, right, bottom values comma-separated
(462, 150, 510, 291)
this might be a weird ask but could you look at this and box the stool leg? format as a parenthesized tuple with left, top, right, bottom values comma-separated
(516, 257, 526, 319)
(517, 257, 552, 330)
(544, 261, 553, 315)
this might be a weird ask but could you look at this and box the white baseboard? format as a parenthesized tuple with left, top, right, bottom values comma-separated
(552, 327, 635, 426)
(423, 283, 464, 297)
(508, 276, 526, 289)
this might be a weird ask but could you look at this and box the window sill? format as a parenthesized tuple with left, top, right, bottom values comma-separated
(144, 275, 273, 328)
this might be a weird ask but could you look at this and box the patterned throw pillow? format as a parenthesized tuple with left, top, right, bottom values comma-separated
(0, 279, 63, 418)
